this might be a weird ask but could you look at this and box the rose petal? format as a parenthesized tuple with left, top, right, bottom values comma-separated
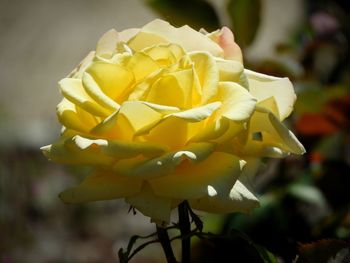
(41, 138, 114, 166)
(189, 117, 230, 142)
(85, 61, 135, 103)
(189, 180, 259, 213)
(145, 116, 188, 148)
(213, 120, 246, 145)
(57, 98, 98, 133)
(240, 107, 305, 157)
(245, 69, 296, 120)
(91, 110, 134, 141)
(149, 152, 244, 200)
(96, 29, 119, 58)
(119, 28, 140, 42)
(256, 96, 280, 119)
(146, 68, 194, 108)
(41, 135, 167, 165)
(59, 78, 111, 117)
(125, 183, 172, 223)
(119, 101, 163, 135)
(142, 44, 184, 66)
(215, 57, 244, 83)
(137, 101, 179, 114)
(216, 26, 243, 62)
(128, 19, 223, 57)
(82, 72, 120, 111)
(125, 51, 160, 82)
(167, 101, 221, 122)
(238, 157, 261, 192)
(189, 52, 219, 104)
(216, 81, 256, 121)
(113, 142, 215, 179)
(267, 108, 306, 154)
(59, 170, 143, 203)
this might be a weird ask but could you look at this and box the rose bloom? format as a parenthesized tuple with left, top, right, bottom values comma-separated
(42, 19, 305, 223)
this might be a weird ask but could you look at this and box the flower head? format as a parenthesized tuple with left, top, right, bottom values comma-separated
(42, 19, 305, 223)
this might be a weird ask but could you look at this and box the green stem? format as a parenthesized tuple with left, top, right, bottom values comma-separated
(156, 226, 177, 263)
(178, 201, 191, 263)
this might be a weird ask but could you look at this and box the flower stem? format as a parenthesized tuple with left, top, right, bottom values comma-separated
(156, 226, 177, 263)
(178, 201, 191, 263)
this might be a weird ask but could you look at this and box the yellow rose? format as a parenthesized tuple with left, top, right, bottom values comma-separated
(41, 19, 305, 223)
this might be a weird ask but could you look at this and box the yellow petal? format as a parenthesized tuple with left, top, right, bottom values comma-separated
(91, 110, 134, 141)
(41, 134, 167, 166)
(214, 120, 246, 145)
(215, 58, 244, 83)
(167, 102, 221, 122)
(241, 107, 305, 156)
(73, 135, 167, 158)
(149, 152, 243, 200)
(125, 52, 160, 82)
(125, 183, 172, 223)
(189, 180, 259, 213)
(85, 61, 134, 103)
(91, 101, 168, 140)
(60, 170, 143, 203)
(167, 43, 186, 61)
(245, 69, 296, 120)
(189, 117, 230, 142)
(137, 101, 179, 115)
(146, 68, 194, 108)
(143, 45, 176, 65)
(59, 78, 111, 117)
(216, 81, 256, 121)
(189, 52, 219, 104)
(257, 96, 280, 119)
(128, 19, 223, 56)
(96, 29, 118, 58)
(127, 31, 168, 52)
(41, 138, 114, 166)
(267, 108, 305, 154)
(145, 116, 188, 149)
(118, 101, 163, 135)
(239, 157, 261, 192)
(56, 98, 98, 133)
(142, 44, 185, 66)
(82, 72, 120, 111)
(127, 69, 164, 101)
(114, 142, 214, 179)
(119, 28, 140, 42)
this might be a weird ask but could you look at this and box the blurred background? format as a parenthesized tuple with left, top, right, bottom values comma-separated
(0, 0, 349, 262)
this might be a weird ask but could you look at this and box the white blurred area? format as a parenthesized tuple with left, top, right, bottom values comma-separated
(0, 0, 303, 148)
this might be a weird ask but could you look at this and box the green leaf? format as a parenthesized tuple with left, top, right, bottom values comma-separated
(146, 0, 220, 31)
(254, 244, 278, 263)
(227, 0, 261, 47)
(229, 229, 278, 263)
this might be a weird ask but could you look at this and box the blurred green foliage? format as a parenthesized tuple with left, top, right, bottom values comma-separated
(227, 0, 261, 47)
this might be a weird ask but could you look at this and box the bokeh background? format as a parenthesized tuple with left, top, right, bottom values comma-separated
(1, 0, 349, 262)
